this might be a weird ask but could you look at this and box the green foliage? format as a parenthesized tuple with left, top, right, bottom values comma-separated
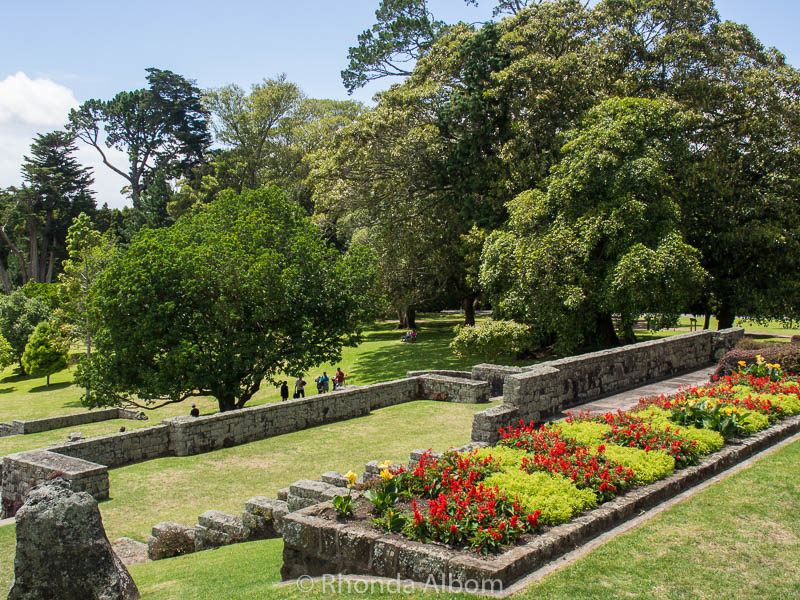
(740, 411, 770, 434)
(68, 68, 210, 210)
(21, 321, 68, 385)
(483, 469, 597, 526)
(341, 0, 445, 93)
(0, 335, 13, 370)
(20, 281, 60, 311)
(0, 289, 50, 362)
(633, 407, 725, 455)
(550, 421, 611, 446)
(600, 445, 675, 486)
(755, 393, 800, 417)
(76, 186, 376, 412)
(480, 98, 706, 353)
(669, 399, 743, 440)
(450, 319, 535, 361)
(474, 445, 528, 469)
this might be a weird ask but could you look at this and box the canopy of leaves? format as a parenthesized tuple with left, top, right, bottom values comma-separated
(68, 68, 211, 208)
(76, 186, 376, 412)
(481, 98, 706, 352)
(0, 290, 50, 361)
(21, 321, 68, 384)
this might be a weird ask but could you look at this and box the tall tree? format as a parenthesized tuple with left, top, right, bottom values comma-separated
(58, 213, 117, 403)
(481, 98, 706, 352)
(76, 187, 376, 412)
(68, 68, 211, 210)
(0, 131, 95, 289)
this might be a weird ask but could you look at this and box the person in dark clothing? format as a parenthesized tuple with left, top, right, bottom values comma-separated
(190, 404, 200, 417)
(280, 381, 289, 402)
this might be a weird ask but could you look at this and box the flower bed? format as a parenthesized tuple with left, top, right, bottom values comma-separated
(281, 368, 800, 585)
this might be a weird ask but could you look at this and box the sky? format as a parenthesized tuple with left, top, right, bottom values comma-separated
(1, 0, 798, 208)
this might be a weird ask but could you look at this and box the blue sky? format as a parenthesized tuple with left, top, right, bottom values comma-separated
(1, 0, 798, 207)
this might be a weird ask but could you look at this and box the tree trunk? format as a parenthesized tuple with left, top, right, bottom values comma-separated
(595, 312, 621, 348)
(716, 304, 735, 330)
(46, 374, 50, 387)
(397, 307, 416, 330)
(703, 313, 711, 330)
(45, 251, 55, 284)
(0, 262, 11, 294)
(217, 395, 237, 412)
(27, 216, 40, 282)
(462, 296, 476, 326)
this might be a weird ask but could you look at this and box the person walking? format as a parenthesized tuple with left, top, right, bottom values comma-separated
(333, 367, 345, 390)
(294, 376, 306, 398)
(280, 380, 289, 402)
(321, 371, 330, 393)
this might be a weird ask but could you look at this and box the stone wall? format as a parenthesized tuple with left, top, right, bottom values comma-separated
(471, 364, 524, 397)
(406, 370, 472, 379)
(165, 378, 417, 457)
(472, 328, 744, 443)
(1, 450, 109, 518)
(50, 425, 172, 468)
(416, 375, 489, 404)
(0, 407, 147, 438)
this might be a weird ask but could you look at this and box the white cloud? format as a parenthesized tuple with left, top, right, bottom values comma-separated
(0, 72, 130, 208)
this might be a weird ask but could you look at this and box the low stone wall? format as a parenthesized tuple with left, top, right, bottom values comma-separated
(0, 407, 147, 438)
(1, 450, 109, 518)
(165, 379, 417, 457)
(50, 425, 171, 468)
(417, 375, 489, 404)
(472, 329, 744, 443)
(471, 364, 523, 397)
(281, 413, 800, 587)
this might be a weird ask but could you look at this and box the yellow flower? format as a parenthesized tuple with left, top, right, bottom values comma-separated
(756, 354, 765, 365)
(738, 361, 747, 367)
(775, 363, 781, 369)
(345, 471, 357, 488)
(380, 469, 394, 481)
(379, 460, 392, 470)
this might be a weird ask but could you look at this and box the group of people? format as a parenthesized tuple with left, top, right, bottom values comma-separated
(278, 367, 346, 401)
(401, 329, 417, 343)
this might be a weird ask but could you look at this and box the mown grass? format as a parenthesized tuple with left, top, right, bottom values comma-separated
(0, 314, 526, 457)
(128, 435, 800, 600)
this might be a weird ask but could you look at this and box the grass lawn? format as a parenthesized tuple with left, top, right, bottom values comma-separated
(0, 314, 526, 457)
(0, 398, 497, 591)
(127, 435, 800, 600)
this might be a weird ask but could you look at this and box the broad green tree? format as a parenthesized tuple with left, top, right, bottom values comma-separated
(76, 187, 376, 412)
(481, 98, 706, 352)
(0, 290, 50, 368)
(22, 321, 68, 386)
(68, 68, 210, 210)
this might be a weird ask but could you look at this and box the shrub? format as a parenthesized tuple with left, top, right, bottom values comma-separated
(740, 411, 770, 434)
(450, 319, 536, 362)
(601, 445, 674, 486)
(553, 420, 612, 445)
(715, 345, 800, 378)
(474, 446, 528, 470)
(484, 470, 597, 526)
(21, 321, 69, 386)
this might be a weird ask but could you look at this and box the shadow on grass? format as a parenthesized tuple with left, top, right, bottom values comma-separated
(61, 398, 85, 408)
(28, 382, 72, 394)
(0, 387, 14, 394)
(0, 371, 35, 384)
